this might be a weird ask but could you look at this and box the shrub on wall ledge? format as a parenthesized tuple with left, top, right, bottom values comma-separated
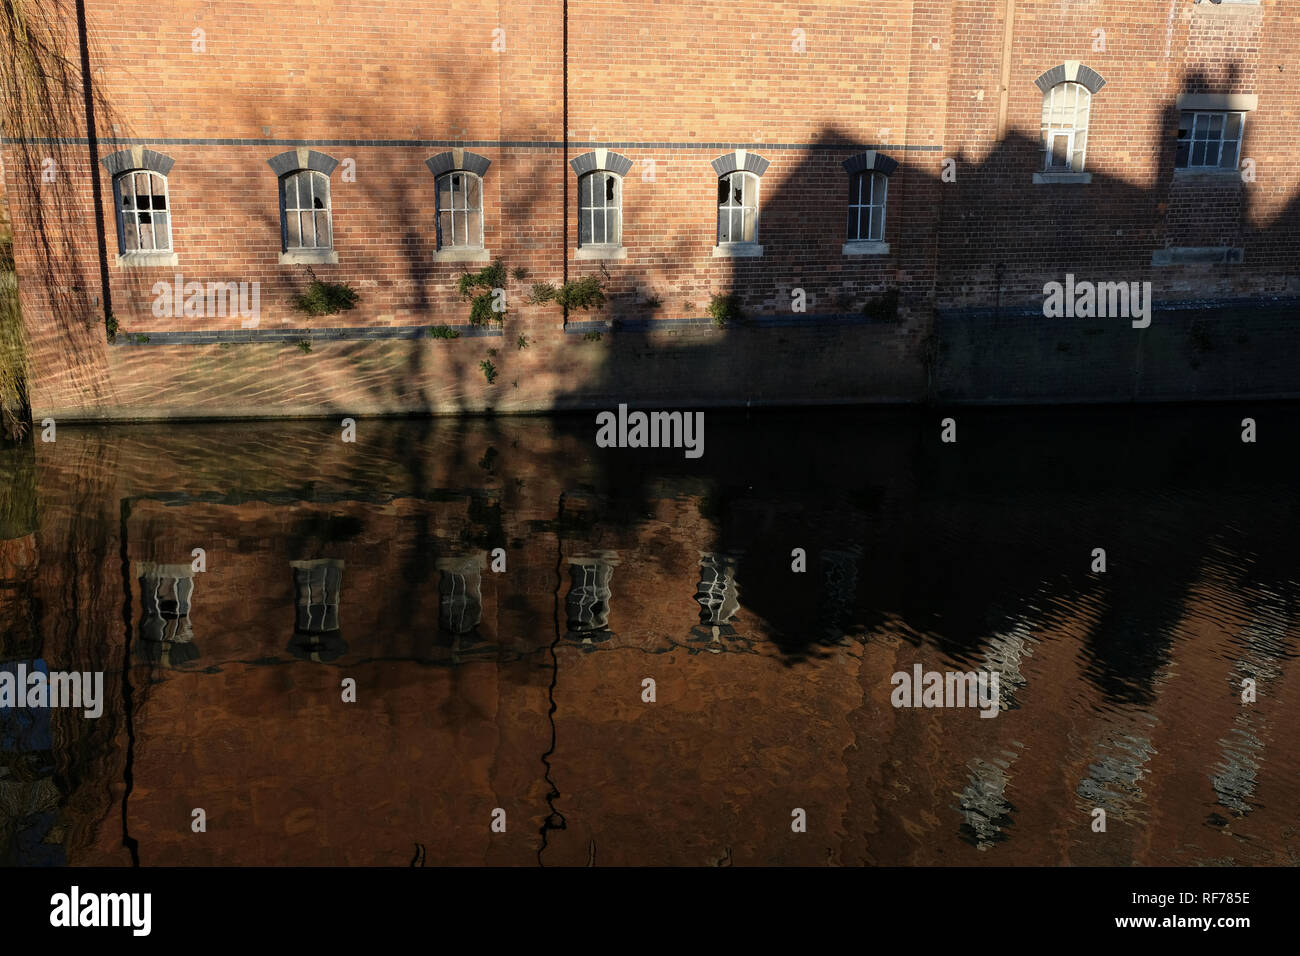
(707, 293, 743, 328)
(863, 288, 901, 322)
(527, 276, 606, 317)
(295, 266, 360, 317)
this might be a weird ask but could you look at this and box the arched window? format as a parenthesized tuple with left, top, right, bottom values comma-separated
(847, 171, 887, 242)
(578, 170, 622, 247)
(436, 171, 484, 249)
(717, 170, 759, 244)
(113, 169, 172, 253)
(1041, 81, 1092, 172)
(569, 150, 632, 258)
(280, 169, 333, 251)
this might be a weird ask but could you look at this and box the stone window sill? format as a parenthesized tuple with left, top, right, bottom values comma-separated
(842, 240, 891, 256)
(1173, 168, 1242, 181)
(1151, 246, 1245, 267)
(433, 247, 492, 264)
(1033, 171, 1092, 185)
(116, 251, 178, 268)
(279, 249, 339, 265)
(575, 244, 627, 260)
(712, 242, 764, 259)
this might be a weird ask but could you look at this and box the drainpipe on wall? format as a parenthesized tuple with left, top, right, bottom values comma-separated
(996, 0, 1016, 140)
(561, 0, 569, 327)
(75, 0, 113, 335)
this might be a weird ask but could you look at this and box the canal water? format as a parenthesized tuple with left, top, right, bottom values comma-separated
(1, 404, 1297, 866)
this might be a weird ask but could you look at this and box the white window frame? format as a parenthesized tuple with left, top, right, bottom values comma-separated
(435, 170, 484, 250)
(114, 169, 173, 254)
(1040, 81, 1091, 172)
(847, 171, 887, 243)
(280, 169, 333, 252)
(577, 170, 623, 249)
(1176, 110, 1246, 171)
(717, 170, 760, 246)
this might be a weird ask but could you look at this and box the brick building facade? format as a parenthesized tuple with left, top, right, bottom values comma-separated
(2, 0, 1296, 419)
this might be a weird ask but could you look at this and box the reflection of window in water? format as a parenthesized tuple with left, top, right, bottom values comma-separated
(138, 563, 195, 644)
(957, 751, 1019, 850)
(566, 558, 613, 638)
(696, 553, 739, 626)
(438, 556, 484, 636)
(291, 559, 343, 634)
(818, 547, 861, 638)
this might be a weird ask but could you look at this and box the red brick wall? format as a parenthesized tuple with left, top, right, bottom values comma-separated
(3, 0, 1297, 419)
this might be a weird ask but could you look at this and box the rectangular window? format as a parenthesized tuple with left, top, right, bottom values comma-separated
(1176, 111, 1245, 170)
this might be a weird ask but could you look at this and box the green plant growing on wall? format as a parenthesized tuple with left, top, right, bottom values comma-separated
(511, 266, 529, 281)
(296, 339, 312, 353)
(707, 293, 742, 328)
(527, 275, 606, 320)
(295, 266, 359, 316)
(583, 331, 603, 342)
(516, 334, 529, 350)
(480, 358, 498, 384)
(862, 287, 900, 322)
(131, 333, 150, 344)
(460, 259, 508, 326)
(428, 325, 461, 339)
(104, 313, 119, 342)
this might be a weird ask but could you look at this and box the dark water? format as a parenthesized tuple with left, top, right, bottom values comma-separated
(1, 405, 1297, 866)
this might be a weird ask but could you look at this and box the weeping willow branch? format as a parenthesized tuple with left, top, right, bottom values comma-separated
(0, 0, 119, 439)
